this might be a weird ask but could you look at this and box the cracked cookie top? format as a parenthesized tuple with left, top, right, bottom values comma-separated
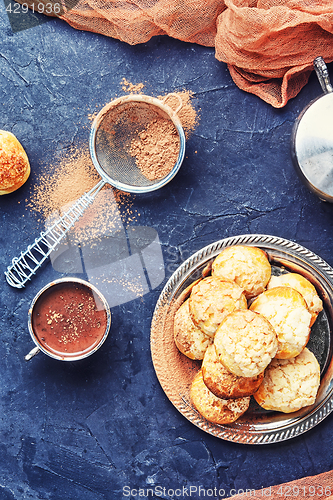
(254, 347, 320, 413)
(214, 309, 278, 378)
(189, 276, 247, 338)
(212, 245, 271, 299)
(202, 344, 264, 399)
(267, 272, 323, 327)
(250, 286, 312, 359)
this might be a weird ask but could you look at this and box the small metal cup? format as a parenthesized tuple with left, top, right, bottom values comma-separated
(26, 278, 111, 361)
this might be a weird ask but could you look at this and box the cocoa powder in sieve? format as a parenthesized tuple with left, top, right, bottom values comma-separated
(129, 118, 180, 181)
(121, 85, 200, 181)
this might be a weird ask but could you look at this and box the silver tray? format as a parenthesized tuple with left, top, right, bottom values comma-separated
(150, 234, 333, 444)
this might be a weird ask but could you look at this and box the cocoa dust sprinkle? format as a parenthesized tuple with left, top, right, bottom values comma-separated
(27, 145, 100, 221)
(91, 274, 146, 297)
(121, 78, 145, 94)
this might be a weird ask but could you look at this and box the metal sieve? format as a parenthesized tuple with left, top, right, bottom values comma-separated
(90, 93, 185, 193)
(5, 94, 186, 288)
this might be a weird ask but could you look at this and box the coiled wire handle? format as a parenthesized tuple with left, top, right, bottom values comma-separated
(5, 179, 105, 288)
(314, 56, 333, 94)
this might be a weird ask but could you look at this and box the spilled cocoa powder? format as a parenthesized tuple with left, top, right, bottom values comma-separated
(121, 78, 144, 94)
(27, 144, 138, 244)
(27, 146, 100, 221)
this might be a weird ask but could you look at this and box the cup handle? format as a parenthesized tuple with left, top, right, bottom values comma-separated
(25, 346, 40, 361)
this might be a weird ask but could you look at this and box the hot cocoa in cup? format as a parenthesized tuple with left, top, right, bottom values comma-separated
(27, 278, 111, 361)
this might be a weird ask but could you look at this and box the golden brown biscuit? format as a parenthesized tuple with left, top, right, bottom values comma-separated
(212, 245, 271, 299)
(250, 286, 312, 359)
(202, 344, 264, 399)
(189, 276, 247, 338)
(0, 131, 30, 195)
(253, 348, 320, 413)
(267, 272, 323, 327)
(174, 300, 213, 360)
(214, 309, 278, 377)
(190, 370, 250, 425)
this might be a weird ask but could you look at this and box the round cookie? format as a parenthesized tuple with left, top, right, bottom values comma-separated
(190, 370, 250, 425)
(267, 272, 323, 327)
(253, 348, 320, 413)
(0, 130, 30, 195)
(214, 309, 278, 377)
(189, 276, 247, 338)
(202, 344, 264, 399)
(212, 245, 271, 299)
(250, 286, 312, 359)
(174, 299, 213, 360)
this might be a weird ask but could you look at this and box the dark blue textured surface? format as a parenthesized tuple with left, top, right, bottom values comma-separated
(0, 8, 333, 500)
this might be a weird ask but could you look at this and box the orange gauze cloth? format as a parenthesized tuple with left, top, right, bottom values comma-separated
(20, 0, 333, 107)
(215, 0, 333, 107)
(225, 470, 333, 500)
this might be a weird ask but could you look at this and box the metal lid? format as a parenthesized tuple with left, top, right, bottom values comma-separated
(291, 57, 333, 202)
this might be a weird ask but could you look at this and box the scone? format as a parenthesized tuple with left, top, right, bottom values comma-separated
(212, 245, 271, 299)
(253, 348, 320, 413)
(214, 309, 278, 377)
(202, 344, 264, 399)
(0, 130, 30, 195)
(250, 286, 312, 359)
(189, 276, 247, 337)
(190, 370, 250, 425)
(267, 272, 323, 327)
(174, 299, 213, 360)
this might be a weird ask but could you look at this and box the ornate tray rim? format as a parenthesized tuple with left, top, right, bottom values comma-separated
(150, 234, 333, 445)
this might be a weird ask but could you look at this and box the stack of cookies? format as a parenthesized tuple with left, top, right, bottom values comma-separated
(173, 245, 322, 425)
